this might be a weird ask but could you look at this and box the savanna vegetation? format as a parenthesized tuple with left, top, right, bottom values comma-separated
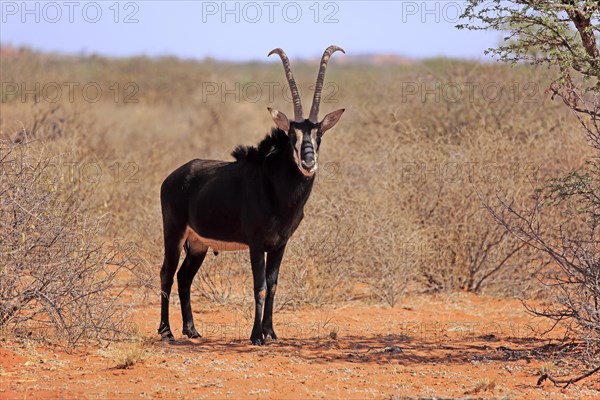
(1, 45, 591, 350)
(460, 1, 600, 381)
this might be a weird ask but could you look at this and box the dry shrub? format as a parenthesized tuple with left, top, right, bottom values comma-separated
(277, 199, 361, 307)
(487, 165, 600, 354)
(402, 133, 538, 294)
(354, 217, 420, 307)
(0, 122, 141, 349)
(192, 253, 247, 305)
(324, 60, 589, 298)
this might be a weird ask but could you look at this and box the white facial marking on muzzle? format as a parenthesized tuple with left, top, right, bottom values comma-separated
(293, 128, 319, 177)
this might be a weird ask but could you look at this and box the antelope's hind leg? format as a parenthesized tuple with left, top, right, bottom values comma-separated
(178, 239, 208, 339)
(158, 229, 186, 341)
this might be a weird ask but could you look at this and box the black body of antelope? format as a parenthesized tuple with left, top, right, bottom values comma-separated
(158, 45, 345, 345)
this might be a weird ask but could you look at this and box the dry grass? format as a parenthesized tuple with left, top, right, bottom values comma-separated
(465, 377, 497, 395)
(0, 47, 592, 322)
(110, 336, 152, 369)
(539, 361, 557, 377)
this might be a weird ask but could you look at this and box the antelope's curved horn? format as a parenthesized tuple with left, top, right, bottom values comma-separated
(268, 48, 304, 122)
(308, 45, 345, 123)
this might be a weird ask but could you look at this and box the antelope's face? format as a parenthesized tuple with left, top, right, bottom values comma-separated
(269, 108, 345, 177)
(268, 45, 345, 177)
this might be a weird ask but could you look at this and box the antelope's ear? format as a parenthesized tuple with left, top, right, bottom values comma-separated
(319, 109, 345, 134)
(268, 107, 290, 132)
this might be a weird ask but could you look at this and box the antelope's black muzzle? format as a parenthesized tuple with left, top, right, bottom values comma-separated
(301, 141, 315, 169)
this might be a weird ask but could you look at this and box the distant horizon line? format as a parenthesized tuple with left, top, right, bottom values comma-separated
(0, 43, 494, 65)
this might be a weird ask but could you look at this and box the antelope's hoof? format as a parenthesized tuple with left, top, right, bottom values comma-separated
(251, 336, 265, 346)
(160, 330, 175, 341)
(263, 329, 278, 341)
(158, 324, 175, 341)
(183, 327, 201, 339)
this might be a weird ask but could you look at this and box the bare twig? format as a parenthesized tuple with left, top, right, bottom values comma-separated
(537, 365, 600, 388)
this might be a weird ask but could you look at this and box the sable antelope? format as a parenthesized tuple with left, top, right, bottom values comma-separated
(158, 45, 345, 345)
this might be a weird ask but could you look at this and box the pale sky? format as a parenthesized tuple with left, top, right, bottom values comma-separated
(0, 1, 503, 61)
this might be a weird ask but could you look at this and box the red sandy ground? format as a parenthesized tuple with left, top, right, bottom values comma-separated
(1, 293, 599, 399)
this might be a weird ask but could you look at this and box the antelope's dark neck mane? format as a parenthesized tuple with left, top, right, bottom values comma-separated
(231, 127, 314, 213)
(231, 128, 289, 163)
